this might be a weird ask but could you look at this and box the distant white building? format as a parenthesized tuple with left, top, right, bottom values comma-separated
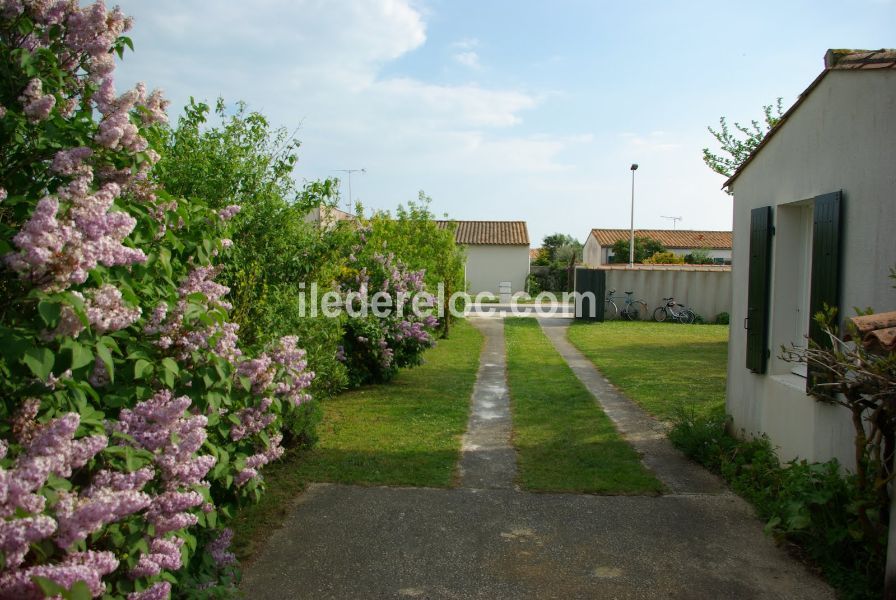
(304, 205, 354, 229)
(437, 221, 530, 295)
(582, 229, 732, 265)
(725, 49, 896, 467)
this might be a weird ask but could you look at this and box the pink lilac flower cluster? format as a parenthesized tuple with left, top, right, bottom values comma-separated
(19, 78, 56, 121)
(45, 283, 142, 340)
(235, 432, 285, 487)
(207, 527, 236, 566)
(269, 336, 315, 407)
(0, 549, 119, 599)
(128, 581, 171, 600)
(234, 337, 314, 412)
(85, 283, 142, 334)
(4, 1, 174, 294)
(217, 204, 241, 221)
(393, 319, 435, 345)
(230, 398, 275, 442)
(0, 411, 152, 598)
(5, 179, 146, 291)
(144, 265, 241, 363)
(229, 336, 315, 485)
(130, 536, 184, 578)
(116, 390, 215, 580)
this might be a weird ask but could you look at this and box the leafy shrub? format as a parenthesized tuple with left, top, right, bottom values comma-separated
(715, 311, 730, 325)
(643, 251, 684, 264)
(0, 4, 315, 597)
(670, 412, 883, 599)
(684, 248, 715, 264)
(337, 226, 439, 386)
(610, 236, 665, 263)
(363, 193, 465, 337)
(526, 273, 542, 296)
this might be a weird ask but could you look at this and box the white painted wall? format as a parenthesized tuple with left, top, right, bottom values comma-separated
(464, 245, 530, 294)
(603, 268, 732, 321)
(726, 69, 896, 468)
(583, 235, 603, 266)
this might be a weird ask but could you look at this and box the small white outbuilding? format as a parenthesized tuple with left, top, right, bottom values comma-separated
(437, 221, 530, 296)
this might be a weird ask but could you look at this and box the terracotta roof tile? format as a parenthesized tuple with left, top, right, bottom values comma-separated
(589, 229, 732, 250)
(437, 220, 529, 245)
(826, 49, 896, 70)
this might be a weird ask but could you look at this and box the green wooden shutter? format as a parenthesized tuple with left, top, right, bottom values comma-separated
(807, 191, 842, 390)
(808, 191, 842, 347)
(746, 206, 773, 373)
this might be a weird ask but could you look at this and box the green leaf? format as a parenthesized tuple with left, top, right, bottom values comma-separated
(61, 340, 93, 371)
(96, 342, 114, 383)
(23, 347, 54, 380)
(66, 580, 92, 600)
(32, 576, 65, 597)
(134, 359, 153, 380)
(38, 300, 61, 327)
(161, 357, 179, 375)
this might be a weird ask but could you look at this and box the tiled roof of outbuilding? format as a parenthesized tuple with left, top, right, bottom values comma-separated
(589, 229, 732, 250)
(437, 221, 530, 245)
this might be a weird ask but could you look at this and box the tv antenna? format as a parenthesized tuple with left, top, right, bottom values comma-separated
(335, 168, 366, 211)
(661, 215, 682, 229)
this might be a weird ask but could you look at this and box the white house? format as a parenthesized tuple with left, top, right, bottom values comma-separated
(304, 205, 354, 229)
(725, 49, 896, 467)
(583, 229, 732, 266)
(437, 221, 530, 295)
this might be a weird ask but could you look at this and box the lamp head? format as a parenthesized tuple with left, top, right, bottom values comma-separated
(630, 163, 639, 171)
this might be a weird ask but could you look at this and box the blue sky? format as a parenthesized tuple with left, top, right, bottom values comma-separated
(114, 0, 894, 245)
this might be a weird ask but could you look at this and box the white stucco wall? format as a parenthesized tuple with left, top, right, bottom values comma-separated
(583, 235, 600, 266)
(726, 69, 896, 468)
(464, 245, 530, 294)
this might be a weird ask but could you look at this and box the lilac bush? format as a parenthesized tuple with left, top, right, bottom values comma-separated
(339, 227, 439, 386)
(0, 2, 314, 597)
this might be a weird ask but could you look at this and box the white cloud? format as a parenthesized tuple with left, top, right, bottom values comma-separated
(111, 1, 730, 242)
(453, 50, 481, 69)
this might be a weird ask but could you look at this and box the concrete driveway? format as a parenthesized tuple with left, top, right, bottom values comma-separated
(241, 318, 833, 599)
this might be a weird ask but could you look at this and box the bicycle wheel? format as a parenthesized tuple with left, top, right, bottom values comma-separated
(678, 309, 696, 324)
(604, 301, 618, 320)
(635, 301, 648, 320)
(622, 304, 640, 321)
(653, 307, 667, 322)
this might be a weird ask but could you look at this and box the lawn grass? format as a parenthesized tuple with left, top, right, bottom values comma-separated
(231, 319, 483, 560)
(566, 321, 728, 422)
(504, 318, 662, 494)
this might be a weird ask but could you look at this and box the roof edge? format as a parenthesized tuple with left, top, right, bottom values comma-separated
(723, 48, 895, 189)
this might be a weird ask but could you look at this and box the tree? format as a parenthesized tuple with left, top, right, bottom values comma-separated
(611, 236, 666, 263)
(530, 233, 582, 292)
(702, 99, 784, 179)
(538, 233, 580, 265)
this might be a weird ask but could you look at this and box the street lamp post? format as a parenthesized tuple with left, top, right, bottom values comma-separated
(629, 163, 638, 268)
(335, 168, 366, 212)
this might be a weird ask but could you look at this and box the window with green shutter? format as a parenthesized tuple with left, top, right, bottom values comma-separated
(746, 206, 773, 373)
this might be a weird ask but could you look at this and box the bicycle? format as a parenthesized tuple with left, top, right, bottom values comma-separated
(653, 297, 696, 324)
(606, 289, 648, 321)
(604, 289, 621, 320)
